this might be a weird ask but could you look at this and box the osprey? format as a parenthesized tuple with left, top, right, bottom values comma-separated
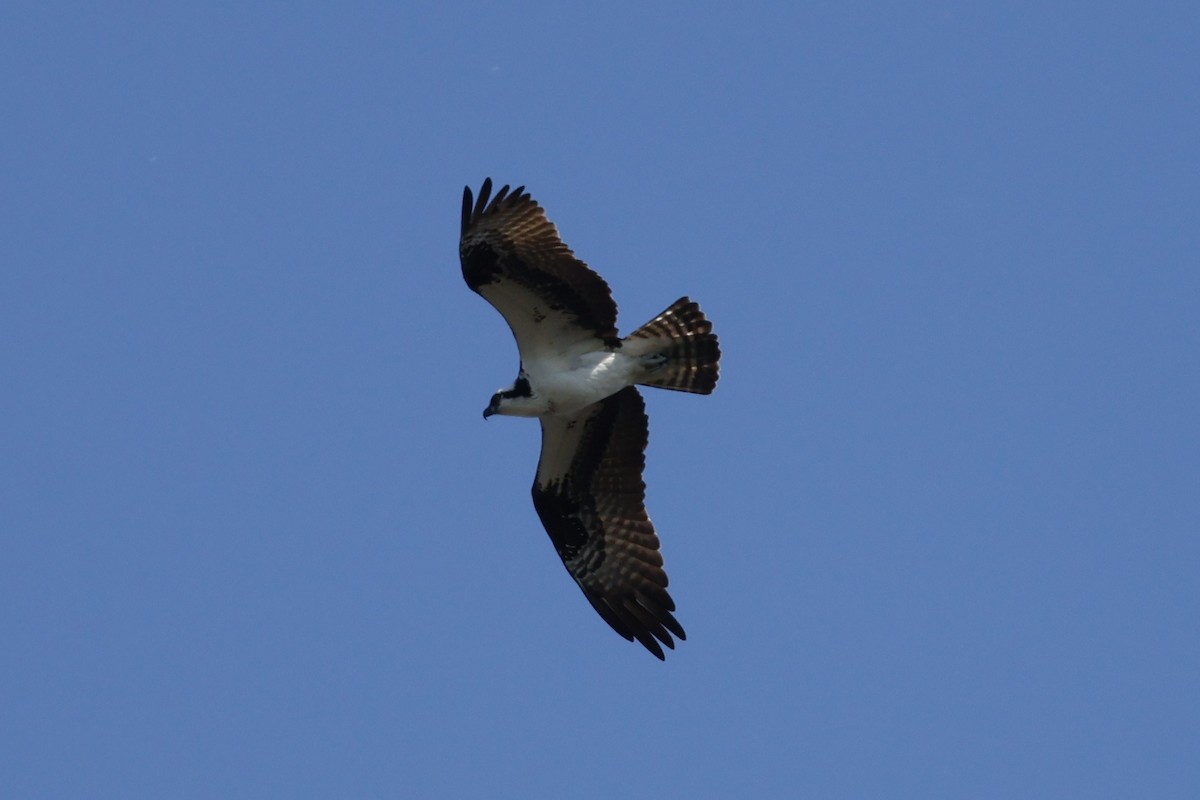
(459, 178, 721, 660)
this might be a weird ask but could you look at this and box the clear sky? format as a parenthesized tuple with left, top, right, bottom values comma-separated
(3, 3, 1198, 798)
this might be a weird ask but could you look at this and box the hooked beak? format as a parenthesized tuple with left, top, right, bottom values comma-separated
(483, 406, 495, 420)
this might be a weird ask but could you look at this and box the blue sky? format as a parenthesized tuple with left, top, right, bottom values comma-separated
(3, 3, 1198, 797)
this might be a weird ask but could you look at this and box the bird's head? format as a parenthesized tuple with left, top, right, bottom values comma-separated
(483, 374, 540, 419)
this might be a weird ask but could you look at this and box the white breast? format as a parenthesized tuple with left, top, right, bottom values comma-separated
(527, 349, 640, 416)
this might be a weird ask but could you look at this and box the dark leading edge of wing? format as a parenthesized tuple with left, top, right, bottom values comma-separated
(459, 178, 620, 342)
(532, 387, 685, 660)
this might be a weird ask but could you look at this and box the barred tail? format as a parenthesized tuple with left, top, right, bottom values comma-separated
(626, 297, 721, 394)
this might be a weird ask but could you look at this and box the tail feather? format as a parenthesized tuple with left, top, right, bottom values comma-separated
(626, 297, 721, 394)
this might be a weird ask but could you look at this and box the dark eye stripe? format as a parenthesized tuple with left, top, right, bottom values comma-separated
(501, 376, 532, 399)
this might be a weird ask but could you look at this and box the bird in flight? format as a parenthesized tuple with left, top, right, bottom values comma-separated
(459, 179, 721, 659)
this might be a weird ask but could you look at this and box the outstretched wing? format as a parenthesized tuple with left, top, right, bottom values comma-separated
(459, 178, 619, 362)
(532, 387, 685, 659)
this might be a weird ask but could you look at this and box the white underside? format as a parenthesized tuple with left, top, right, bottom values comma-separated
(501, 346, 644, 418)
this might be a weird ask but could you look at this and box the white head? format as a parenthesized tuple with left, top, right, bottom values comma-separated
(483, 374, 545, 418)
